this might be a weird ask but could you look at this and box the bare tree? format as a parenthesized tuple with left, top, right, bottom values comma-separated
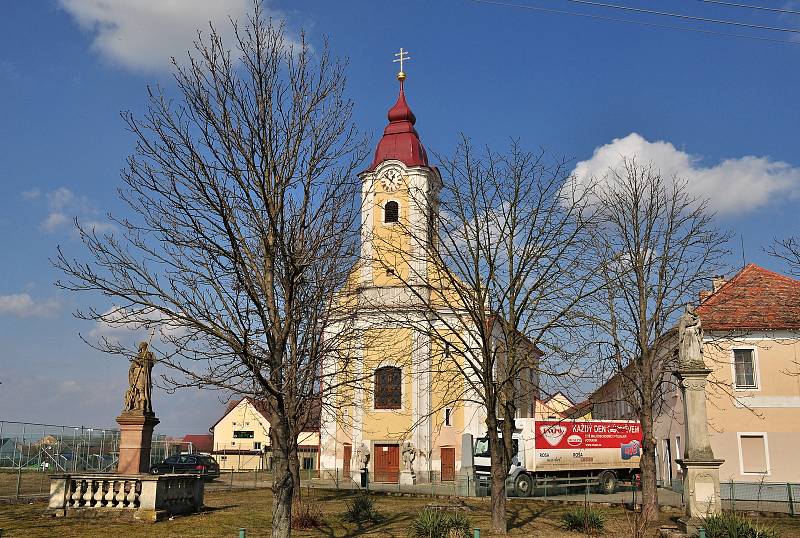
(590, 159, 730, 519)
(54, 10, 367, 538)
(375, 139, 599, 533)
(767, 236, 800, 277)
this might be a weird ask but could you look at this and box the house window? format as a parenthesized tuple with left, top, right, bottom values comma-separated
(374, 366, 402, 409)
(234, 430, 255, 439)
(739, 434, 769, 474)
(444, 407, 452, 427)
(384, 201, 399, 223)
(253, 442, 261, 450)
(302, 457, 315, 470)
(675, 436, 681, 460)
(733, 349, 757, 389)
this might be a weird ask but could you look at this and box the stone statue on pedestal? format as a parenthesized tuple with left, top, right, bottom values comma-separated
(123, 342, 155, 415)
(674, 305, 723, 534)
(117, 341, 160, 474)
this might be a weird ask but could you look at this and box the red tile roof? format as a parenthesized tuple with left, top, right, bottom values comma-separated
(697, 264, 800, 331)
(181, 434, 214, 453)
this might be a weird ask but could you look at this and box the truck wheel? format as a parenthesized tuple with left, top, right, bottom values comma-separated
(514, 474, 533, 497)
(598, 471, 618, 494)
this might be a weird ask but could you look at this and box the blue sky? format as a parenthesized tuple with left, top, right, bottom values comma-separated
(1, 1, 799, 435)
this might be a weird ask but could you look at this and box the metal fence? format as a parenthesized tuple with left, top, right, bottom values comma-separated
(308, 468, 650, 503)
(0, 420, 194, 500)
(723, 481, 800, 516)
(668, 478, 800, 515)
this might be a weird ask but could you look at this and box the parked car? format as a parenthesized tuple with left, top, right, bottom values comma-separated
(150, 454, 220, 480)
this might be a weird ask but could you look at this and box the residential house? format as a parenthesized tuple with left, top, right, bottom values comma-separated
(210, 398, 320, 471)
(590, 264, 800, 485)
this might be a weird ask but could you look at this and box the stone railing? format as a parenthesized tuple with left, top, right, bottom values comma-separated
(47, 473, 204, 521)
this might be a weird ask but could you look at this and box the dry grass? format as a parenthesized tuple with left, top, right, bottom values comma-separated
(0, 470, 51, 498)
(2, 488, 800, 538)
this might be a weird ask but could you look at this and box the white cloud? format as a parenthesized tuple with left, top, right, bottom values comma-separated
(83, 220, 118, 234)
(41, 212, 69, 233)
(0, 294, 60, 318)
(90, 306, 187, 341)
(24, 186, 117, 234)
(59, 0, 275, 72)
(21, 188, 41, 200)
(572, 133, 800, 215)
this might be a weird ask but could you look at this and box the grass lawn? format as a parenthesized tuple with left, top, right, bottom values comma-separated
(2, 487, 800, 537)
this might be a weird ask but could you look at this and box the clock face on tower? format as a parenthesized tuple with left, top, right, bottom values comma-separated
(380, 169, 404, 192)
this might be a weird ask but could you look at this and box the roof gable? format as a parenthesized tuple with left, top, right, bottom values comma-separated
(209, 397, 321, 432)
(697, 263, 800, 331)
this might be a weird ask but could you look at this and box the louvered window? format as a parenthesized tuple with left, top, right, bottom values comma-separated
(385, 201, 399, 223)
(375, 366, 402, 409)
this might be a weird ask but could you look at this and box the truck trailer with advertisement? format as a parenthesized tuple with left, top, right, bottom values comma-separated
(473, 418, 642, 497)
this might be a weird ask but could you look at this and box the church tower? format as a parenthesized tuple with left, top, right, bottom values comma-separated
(357, 56, 441, 308)
(320, 52, 476, 486)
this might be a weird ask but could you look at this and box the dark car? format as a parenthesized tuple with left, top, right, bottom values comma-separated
(150, 454, 220, 480)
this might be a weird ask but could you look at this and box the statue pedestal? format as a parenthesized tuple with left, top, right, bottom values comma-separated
(676, 460, 725, 535)
(676, 459, 724, 535)
(116, 412, 159, 474)
(399, 470, 416, 486)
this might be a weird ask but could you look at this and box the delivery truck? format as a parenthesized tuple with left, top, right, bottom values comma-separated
(473, 418, 642, 497)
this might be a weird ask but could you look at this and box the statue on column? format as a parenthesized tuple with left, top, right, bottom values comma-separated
(123, 341, 155, 415)
(674, 304, 723, 533)
(678, 306, 704, 368)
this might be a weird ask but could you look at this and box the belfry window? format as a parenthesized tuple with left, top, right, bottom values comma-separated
(374, 366, 402, 409)
(384, 201, 399, 223)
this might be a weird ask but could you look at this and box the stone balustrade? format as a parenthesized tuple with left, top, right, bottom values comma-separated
(47, 473, 204, 521)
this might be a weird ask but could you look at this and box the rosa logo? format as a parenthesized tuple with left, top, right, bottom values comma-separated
(540, 425, 567, 446)
(567, 434, 582, 447)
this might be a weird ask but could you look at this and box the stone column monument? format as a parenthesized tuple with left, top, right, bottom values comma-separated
(674, 307, 723, 534)
(116, 341, 160, 474)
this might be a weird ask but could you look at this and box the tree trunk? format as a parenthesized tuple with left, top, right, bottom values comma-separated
(487, 414, 507, 534)
(639, 404, 659, 521)
(290, 443, 301, 500)
(270, 419, 294, 538)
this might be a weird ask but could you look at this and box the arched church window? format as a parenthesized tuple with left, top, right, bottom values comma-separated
(374, 366, 402, 409)
(384, 201, 399, 223)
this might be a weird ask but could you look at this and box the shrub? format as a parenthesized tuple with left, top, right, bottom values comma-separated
(342, 491, 382, 523)
(561, 507, 606, 535)
(409, 509, 472, 538)
(291, 501, 324, 529)
(702, 512, 777, 538)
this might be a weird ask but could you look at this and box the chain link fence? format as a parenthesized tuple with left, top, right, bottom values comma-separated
(669, 478, 799, 515)
(0, 420, 193, 500)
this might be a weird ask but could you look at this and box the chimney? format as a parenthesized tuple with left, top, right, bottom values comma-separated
(712, 275, 727, 293)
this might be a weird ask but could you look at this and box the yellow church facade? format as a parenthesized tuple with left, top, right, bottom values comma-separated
(319, 70, 539, 484)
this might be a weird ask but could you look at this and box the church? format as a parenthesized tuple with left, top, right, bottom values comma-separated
(318, 56, 540, 484)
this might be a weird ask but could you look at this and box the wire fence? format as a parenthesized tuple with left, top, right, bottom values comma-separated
(0, 420, 193, 500)
(669, 478, 799, 515)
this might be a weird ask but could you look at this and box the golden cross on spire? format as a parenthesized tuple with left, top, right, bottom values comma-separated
(393, 47, 410, 81)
